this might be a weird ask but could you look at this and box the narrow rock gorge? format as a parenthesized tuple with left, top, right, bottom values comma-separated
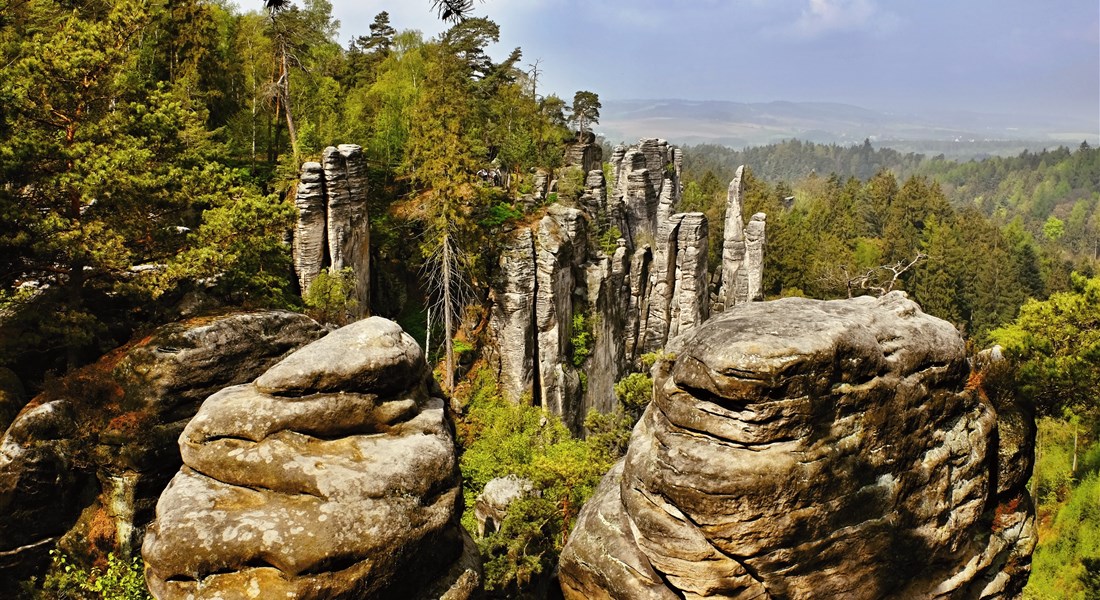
(143, 317, 479, 599)
(487, 138, 765, 431)
(559, 293, 1035, 599)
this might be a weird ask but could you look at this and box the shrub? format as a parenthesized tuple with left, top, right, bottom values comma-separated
(304, 267, 358, 326)
(24, 550, 150, 600)
(455, 369, 613, 594)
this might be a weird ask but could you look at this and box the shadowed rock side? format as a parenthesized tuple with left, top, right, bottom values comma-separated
(489, 139, 724, 432)
(143, 317, 480, 600)
(559, 293, 1036, 600)
(0, 311, 324, 585)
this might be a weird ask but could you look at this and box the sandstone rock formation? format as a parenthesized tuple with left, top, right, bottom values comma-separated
(718, 166, 746, 308)
(717, 166, 766, 310)
(0, 311, 324, 585)
(293, 144, 371, 318)
(488, 139, 719, 431)
(564, 131, 604, 175)
(143, 317, 479, 599)
(559, 293, 1035, 600)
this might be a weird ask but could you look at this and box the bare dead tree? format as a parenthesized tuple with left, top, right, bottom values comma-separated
(824, 252, 929, 298)
(420, 228, 475, 391)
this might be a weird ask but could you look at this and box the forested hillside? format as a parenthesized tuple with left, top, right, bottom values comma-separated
(2, 0, 1099, 598)
(0, 0, 576, 389)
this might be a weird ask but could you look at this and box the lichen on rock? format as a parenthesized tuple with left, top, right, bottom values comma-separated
(559, 293, 1035, 600)
(142, 316, 479, 599)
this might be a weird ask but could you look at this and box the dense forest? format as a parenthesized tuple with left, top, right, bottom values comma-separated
(1, 0, 1099, 598)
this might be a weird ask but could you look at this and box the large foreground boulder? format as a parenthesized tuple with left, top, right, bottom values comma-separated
(559, 293, 1035, 600)
(143, 317, 480, 599)
(0, 311, 324, 584)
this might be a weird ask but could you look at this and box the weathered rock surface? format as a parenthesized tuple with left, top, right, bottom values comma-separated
(475, 475, 536, 537)
(560, 293, 1035, 600)
(323, 144, 371, 318)
(718, 165, 746, 309)
(143, 317, 479, 599)
(293, 144, 371, 317)
(565, 131, 604, 175)
(293, 161, 327, 295)
(488, 228, 537, 403)
(0, 311, 324, 584)
(488, 139, 718, 431)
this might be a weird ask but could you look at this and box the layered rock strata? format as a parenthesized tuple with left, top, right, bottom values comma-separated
(143, 317, 479, 599)
(490, 140, 756, 431)
(559, 293, 1036, 600)
(489, 140, 740, 431)
(0, 311, 324, 584)
(293, 144, 371, 317)
(717, 166, 766, 310)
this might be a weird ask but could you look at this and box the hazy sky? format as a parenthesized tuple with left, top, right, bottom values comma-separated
(329, 0, 1099, 124)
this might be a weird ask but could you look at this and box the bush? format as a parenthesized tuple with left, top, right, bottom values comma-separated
(555, 167, 587, 202)
(570, 313, 594, 368)
(23, 550, 150, 600)
(303, 267, 358, 326)
(455, 369, 613, 594)
(479, 202, 523, 228)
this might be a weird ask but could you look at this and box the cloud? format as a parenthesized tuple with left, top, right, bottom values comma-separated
(778, 0, 900, 40)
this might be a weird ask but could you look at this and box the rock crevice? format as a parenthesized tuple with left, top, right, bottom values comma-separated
(143, 317, 479, 599)
(559, 294, 1035, 599)
(489, 139, 760, 431)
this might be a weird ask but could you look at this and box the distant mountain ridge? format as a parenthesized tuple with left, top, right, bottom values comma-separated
(598, 99, 1099, 154)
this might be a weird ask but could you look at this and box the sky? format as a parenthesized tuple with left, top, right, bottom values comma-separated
(327, 0, 1100, 126)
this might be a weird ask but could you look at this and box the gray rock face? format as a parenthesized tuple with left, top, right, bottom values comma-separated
(0, 311, 324, 585)
(718, 166, 746, 309)
(293, 144, 371, 318)
(717, 168, 767, 310)
(488, 229, 537, 403)
(564, 131, 604, 175)
(741, 212, 766, 302)
(143, 317, 479, 599)
(293, 162, 326, 295)
(474, 475, 535, 537)
(535, 208, 584, 432)
(487, 140, 718, 431)
(560, 293, 1035, 600)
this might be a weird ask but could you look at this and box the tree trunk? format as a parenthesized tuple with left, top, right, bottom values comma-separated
(1072, 420, 1079, 474)
(442, 232, 454, 392)
(280, 49, 299, 161)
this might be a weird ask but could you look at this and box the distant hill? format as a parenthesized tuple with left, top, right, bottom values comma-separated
(598, 99, 1099, 157)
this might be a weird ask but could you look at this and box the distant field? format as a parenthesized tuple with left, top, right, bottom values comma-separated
(598, 99, 1099, 158)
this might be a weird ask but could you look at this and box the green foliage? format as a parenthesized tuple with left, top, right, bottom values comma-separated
(479, 202, 524, 228)
(992, 274, 1100, 417)
(613, 371, 653, 415)
(568, 90, 600, 137)
(570, 312, 594, 368)
(162, 188, 298, 308)
(25, 550, 150, 600)
(1026, 421, 1100, 600)
(303, 267, 358, 325)
(555, 166, 587, 202)
(586, 367, 655, 460)
(597, 225, 623, 256)
(456, 369, 613, 593)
